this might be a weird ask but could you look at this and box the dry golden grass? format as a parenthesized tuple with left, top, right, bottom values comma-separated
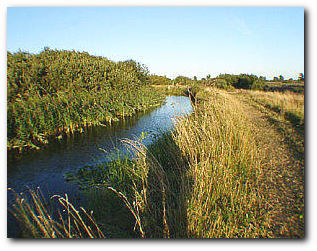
(111, 89, 272, 238)
(172, 89, 271, 238)
(234, 89, 304, 238)
(248, 90, 304, 125)
(97, 87, 304, 238)
(9, 188, 105, 238)
(122, 88, 304, 238)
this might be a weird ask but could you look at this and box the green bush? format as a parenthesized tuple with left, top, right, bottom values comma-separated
(148, 75, 171, 85)
(7, 49, 164, 152)
(213, 74, 264, 90)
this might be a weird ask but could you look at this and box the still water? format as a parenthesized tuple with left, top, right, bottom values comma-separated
(7, 96, 193, 237)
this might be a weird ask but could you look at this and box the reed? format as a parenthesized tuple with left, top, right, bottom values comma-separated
(8, 188, 105, 238)
(249, 90, 304, 126)
(151, 85, 188, 96)
(173, 89, 270, 237)
(78, 88, 272, 238)
(7, 49, 164, 153)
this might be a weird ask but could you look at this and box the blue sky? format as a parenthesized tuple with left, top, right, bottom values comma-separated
(7, 7, 304, 80)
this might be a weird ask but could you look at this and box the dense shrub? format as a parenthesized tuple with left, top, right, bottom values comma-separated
(173, 76, 193, 85)
(213, 74, 264, 90)
(148, 75, 172, 85)
(213, 79, 232, 89)
(7, 49, 164, 152)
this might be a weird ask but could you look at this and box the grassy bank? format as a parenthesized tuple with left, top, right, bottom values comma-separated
(10, 86, 304, 238)
(7, 49, 164, 153)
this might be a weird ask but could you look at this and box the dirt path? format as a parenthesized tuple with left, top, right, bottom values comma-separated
(229, 90, 305, 238)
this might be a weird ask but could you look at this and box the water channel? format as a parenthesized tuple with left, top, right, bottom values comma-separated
(7, 95, 193, 237)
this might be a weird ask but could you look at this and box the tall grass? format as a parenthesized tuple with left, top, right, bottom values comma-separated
(117, 89, 271, 237)
(8, 188, 105, 238)
(7, 49, 164, 152)
(249, 90, 304, 126)
(174, 90, 270, 237)
(66, 88, 272, 238)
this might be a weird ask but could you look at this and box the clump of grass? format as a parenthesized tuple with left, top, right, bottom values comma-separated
(66, 134, 188, 238)
(120, 136, 187, 238)
(249, 90, 304, 126)
(172, 89, 271, 238)
(8, 188, 105, 238)
(64, 152, 156, 238)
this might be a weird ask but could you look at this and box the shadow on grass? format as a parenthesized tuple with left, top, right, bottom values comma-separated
(63, 132, 192, 238)
(264, 115, 304, 162)
(80, 188, 140, 238)
(250, 98, 304, 161)
(143, 132, 191, 238)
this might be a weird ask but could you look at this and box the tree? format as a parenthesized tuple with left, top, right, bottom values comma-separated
(148, 74, 171, 85)
(279, 75, 284, 81)
(298, 73, 304, 81)
(273, 77, 279, 81)
(205, 74, 212, 85)
(174, 76, 192, 85)
(259, 76, 267, 81)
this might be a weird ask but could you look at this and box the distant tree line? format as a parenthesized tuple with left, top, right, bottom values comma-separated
(148, 74, 172, 85)
(149, 72, 304, 89)
(199, 74, 265, 90)
(272, 73, 304, 82)
(149, 73, 264, 90)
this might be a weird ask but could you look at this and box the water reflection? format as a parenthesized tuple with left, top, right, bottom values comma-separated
(7, 96, 193, 199)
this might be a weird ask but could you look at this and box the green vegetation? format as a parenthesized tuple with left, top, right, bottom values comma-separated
(173, 75, 196, 85)
(208, 74, 265, 90)
(150, 72, 304, 93)
(7, 49, 304, 238)
(263, 81, 304, 93)
(298, 73, 304, 81)
(151, 85, 189, 96)
(272, 73, 304, 83)
(148, 74, 172, 85)
(7, 49, 164, 152)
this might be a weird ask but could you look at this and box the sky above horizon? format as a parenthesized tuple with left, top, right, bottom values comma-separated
(7, 7, 304, 80)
